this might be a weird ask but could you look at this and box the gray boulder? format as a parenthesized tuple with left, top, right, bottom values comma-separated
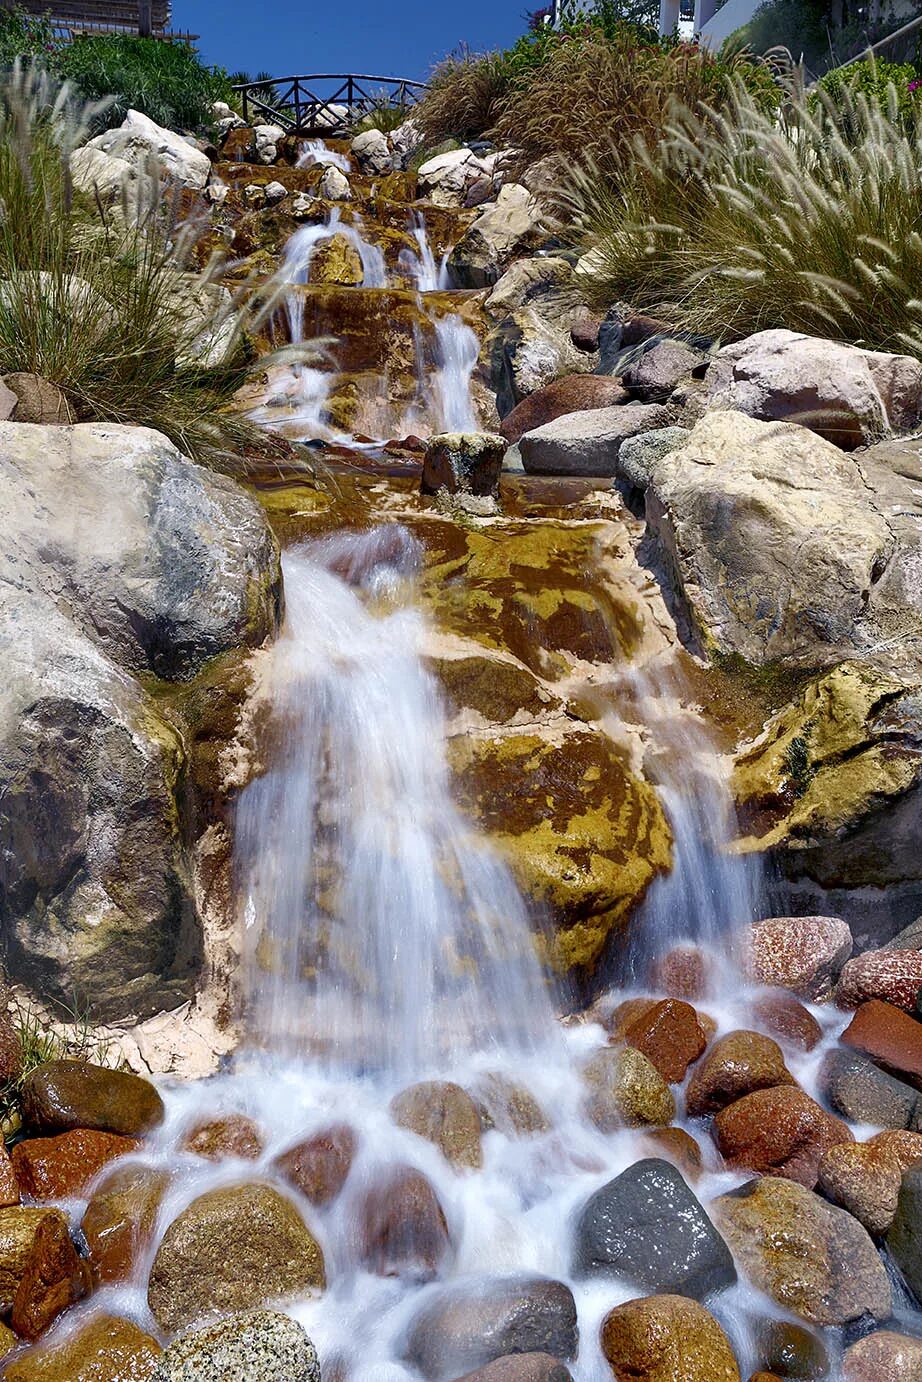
(519, 403, 672, 476)
(887, 1168, 922, 1303)
(616, 426, 689, 492)
(448, 185, 546, 289)
(821, 1048, 922, 1130)
(0, 422, 280, 682)
(571, 1158, 736, 1299)
(622, 340, 708, 402)
(154, 1311, 320, 1381)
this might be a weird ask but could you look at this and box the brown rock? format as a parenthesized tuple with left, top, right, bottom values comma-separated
(622, 999, 708, 1084)
(685, 1030, 796, 1117)
(22, 1062, 164, 1137)
(181, 1114, 264, 1161)
(455, 1357, 573, 1382)
(843, 1330, 922, 1381)
(838, 949, 922, 1012)
(147, 1182, 326, 1333)
(583, 1046, 675, 1130)
(747, 916, 852, 998)
(390, 1081, 483, 1170)
(570, 310, 602, 353)
(4, 1313, 161, 1380)
(713, 1086, 853, 1188)
(755, 1318, 830, 1379)
(358, 1164, 451, 1281)
(0, 1014, 23, 1083)
(749, 1375, 784, 1382)
(712, 1176, 891, 1326)
(12, 1129, 139, 1201)
(652, 946, 713, 1000)
(640, 1127, 704, 1180)
(6, 1209, 89, 1339)
(499, 376, 629, 444)
(606, 998, 658, 1039)
(621, 315, 676, 347)
(818, 1130, 922, 1235)
(2, 374, 74, 426)
(0, 1144, 20, 1208)
(600, 1294, 741, 1382)
(272, 1123, 356, 1205)
(751, 994, 822, 1052)
(474, 1074, 550, 1137)
(841, 999, 922, 1088)
(80, 1162, 171, 1283)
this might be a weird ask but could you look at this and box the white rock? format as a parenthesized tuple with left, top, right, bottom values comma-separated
(210, 100, 236, 121)
(320, 166, 352, 201)
(313, 102, 349, 131)
(81, 109, 212, 190)
(390, 117, 423, 165)
(70, 144, 136, 202)
(204, 180, 228, 205)
(264, 180, 288, 203)
(447, 183, 544, 288)
(215, 114, 246, 138)
(706, 328, 922, 449)
(243, 183, 266, 207)
(291, 192, 318, 218)
(417, 147, 493, 208)
(351, 128, 393, 174)
(253, 123, 285, 165)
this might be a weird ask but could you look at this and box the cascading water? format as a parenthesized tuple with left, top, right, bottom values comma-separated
(432, 316, 480, 434)
(236, 529, 555, 1075)
(297, 137, 353, 173)
(399, 212, 450, 292)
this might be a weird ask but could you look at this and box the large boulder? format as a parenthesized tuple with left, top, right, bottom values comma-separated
(417, 148, 497, 208)
(499, 375, 629, 443)
(713, 1086, 853, 1188)
(705, 329, 922, 448)
(147, 1183, 325, 1333)
(520, 403, 673, 477)
(448, 184, 546, 289)
(350, 128, 392, 174)
(712, 1176, 891, 1326)
(74, 110, 212, 190)
(572, 1158, 736, 1298)
(642, 412, 893, 665)
(0, 423, 280, 682)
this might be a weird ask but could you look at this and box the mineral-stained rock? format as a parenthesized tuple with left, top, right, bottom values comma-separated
(0, 1206, 90, 1339)
(838, 950, 922, 1012)
(750, 994, 822, 1052)
(582, 1046, 675, 1130)
(818, 1131, 922, 1235)
(685, 1030, 795, 1117)
(421, 432, 507, 497)
(358, 1164, 451, 1281)
(712, 1176, 891, 1325)
(147, 1183, 325, 1333)
(746, 916, 853, 997)
(181, 1114, 264, 1161)
(704, 328, 922, 447)
(621, 998, 708, 1084)
(272, 1123, 357, 1205)
(755, 1319, 829, 1380)
(4, 1313, 161, 1380)
(886, 1166, 922, 1301)
(499, 375, 629, 443)
(651, 945, 713, 1000)
(713, 1086, 853, 1188)
(843, 1329, 922, 1381)
(390, 1081, 483, 1170)
(474, 1073, 550, 1136)
(152, 1310, 319, 1382)
(600, 1294, 741, 1382)
(572, 1158, 736, 1298)
(22, 1061, 164, 1137)
(12, 1129, 140, 1200)
(401, 1275, 578, 1380)
(81, 1162, 172, 1283)
(643, 413, 892, 665)
(841, 999, 922, 1088)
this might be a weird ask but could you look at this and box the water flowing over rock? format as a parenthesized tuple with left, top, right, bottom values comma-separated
(685, 1030, 795, 1116)
(713, 1086, 853, 1188)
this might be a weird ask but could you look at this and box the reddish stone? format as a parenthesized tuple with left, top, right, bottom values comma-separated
(0, 1145, 20, 1208)
(714, 1086, 853, 1188)
(3, 1314, 161, 1379)
(751, 993, 823, 1052)
(640, 1127, 704, 1180)
(272, 1123, 356, 1205)
(841, 1000, 922, 1089)
(621, 314, 676, 347)
(747, 916, 852, 998)
(182, 1114, 264, 1162)
(652, 946, 713, 1001)
(838, 950, 922, 1013)
(570, 310, 602, 353)
(499, 375, 629, 444)
(622, 999, 708, 1084)
(359, 1164, 451, 1281)
(685, 1030, 796, 1118)
(81, 1163, 171, 1284)
(9, 1210, 89, 1340)
(12, 1129, 139, 1201)
(606, 998, 658, 1039)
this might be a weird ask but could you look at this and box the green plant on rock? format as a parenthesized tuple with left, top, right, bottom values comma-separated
(58, 33, 231, 131)
(0, 62, 291, 472)
(782, 731, 815, 797)
(564, 67, 922, 356)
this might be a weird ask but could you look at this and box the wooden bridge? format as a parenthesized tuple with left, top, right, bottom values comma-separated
(232, 73, 428, 137)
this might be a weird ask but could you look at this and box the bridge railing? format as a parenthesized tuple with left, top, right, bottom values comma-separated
(232, 74, 429, 137)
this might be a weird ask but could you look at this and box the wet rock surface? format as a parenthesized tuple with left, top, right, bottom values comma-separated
(685, 1030, 795, 1116)
(81, 1162, 171, 1283)
(571, 1157, 736, 1298)
(152, 1310, 319, 1381)
(4, 1313, 161, 1380)
(746, 916, 853, 998)
(11, 1129, 140, 1200)
(713, 1085, 853, 1187)
(358, 1164, 452, 1281)
(22, 1061, 164, 1137)
(390, 1081, 483, 1170)
(272, 1123, 357, 1204)
(0, 1205, 89, 1339)
(600, 1293, 741, 1382)
(583, 1046, 675, 1129)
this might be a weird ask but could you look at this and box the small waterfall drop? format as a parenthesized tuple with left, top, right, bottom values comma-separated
(236, 529, 555, 1077)
(297, 137, 352, 172)
(399, 212, 450, 292)
(432, 315, 480, 433)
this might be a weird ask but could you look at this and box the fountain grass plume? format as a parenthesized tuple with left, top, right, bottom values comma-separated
(0, 62, 299, 474)
(564, 66, 922, 357)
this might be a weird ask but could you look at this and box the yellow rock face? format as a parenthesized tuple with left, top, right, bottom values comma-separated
(448, 729, 672, 977)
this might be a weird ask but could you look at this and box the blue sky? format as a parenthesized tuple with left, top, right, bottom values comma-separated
(177, 1, 526, 85)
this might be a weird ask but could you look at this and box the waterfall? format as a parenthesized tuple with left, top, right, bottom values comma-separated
(399, 212, 450, 292)
(432, 315, 480, 434)
(236, 529, 555, 1077)
(297, 137, 352, 173)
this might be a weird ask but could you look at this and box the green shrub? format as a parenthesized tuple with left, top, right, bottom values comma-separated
(732, 0, 829, 69)
(59, 34, 231, 131)
(0, 5, 59, 70)
(565, 73, 922, 356)
(0, 63, 281, 471)
(818, 55, 922, 122)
